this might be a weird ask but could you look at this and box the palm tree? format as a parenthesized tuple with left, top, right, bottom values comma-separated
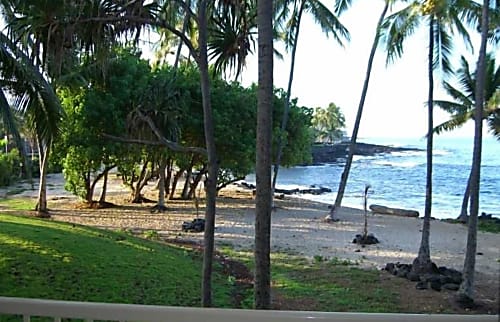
(457, 0, 493, 306)
(434, 55, 499, 138)
(0, 0, 144, 214)
(271, 0, 350, 197)
(0, 31, 64, 216)
(311, 103, 346, 144)
(327, 0, 390, 221)
(381, 0, 478, 275)
(433, 54, 499, 222)
(255, 0, 273, 309)
(208, 1, 257, 78)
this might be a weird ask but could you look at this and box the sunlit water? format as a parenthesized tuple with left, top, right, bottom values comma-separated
(245, 136, 499, 219)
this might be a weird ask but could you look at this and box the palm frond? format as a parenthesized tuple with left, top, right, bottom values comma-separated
(0, 90, 22, 148)
(208, 2, 257, 78)
(442, 81, 473, 106)
(432, 20, 454, 76)
(432, 110, 473, 135)
(333, 0, 352, 16)
(433, 99, 471, 114)
(381, 2, 421, 65)
(307, 0, 350, 46)
(0, 31, 64, 144)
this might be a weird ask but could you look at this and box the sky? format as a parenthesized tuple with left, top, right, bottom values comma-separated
(237, 1, 498, 140)
(1, 2, 496, 139)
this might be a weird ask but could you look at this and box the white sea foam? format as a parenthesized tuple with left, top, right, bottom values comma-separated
(372, 160, 423, 168)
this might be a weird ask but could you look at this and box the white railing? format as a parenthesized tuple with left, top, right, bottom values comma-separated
(0, 297, 497, 322)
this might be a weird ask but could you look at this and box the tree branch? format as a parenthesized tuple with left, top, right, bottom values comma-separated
(102, 133, 207, 155)
(75, 14, 199, 63)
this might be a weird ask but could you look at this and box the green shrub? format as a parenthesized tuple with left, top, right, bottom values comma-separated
(0, 149, 21, 187)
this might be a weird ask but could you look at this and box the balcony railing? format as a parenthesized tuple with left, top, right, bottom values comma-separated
(0, 297, 497, 322)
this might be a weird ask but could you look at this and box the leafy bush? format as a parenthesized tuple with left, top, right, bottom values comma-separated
(0, 149, 21, 187)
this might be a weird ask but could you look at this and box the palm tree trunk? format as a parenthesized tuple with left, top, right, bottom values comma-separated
(457, 0, 489, 305)
(157, 158, 167, 211)
(165, 157, 173, 196)
(271, 0, 306, 198)
(199, 0, 218, 308)
(327, 1, 389, 221)
(412, 20, 435, 275)
(173, 0, 191, 70)
(35, 137, 49, 217)
(457, 170, 472, 223)
(255, 0, 273, 310)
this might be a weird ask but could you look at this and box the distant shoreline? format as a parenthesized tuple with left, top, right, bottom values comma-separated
(310, 142, 422, 165)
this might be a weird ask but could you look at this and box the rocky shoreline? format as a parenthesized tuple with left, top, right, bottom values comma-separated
(311, 142, 422, 164)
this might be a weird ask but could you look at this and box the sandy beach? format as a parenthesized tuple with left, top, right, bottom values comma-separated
(1, 173, 499, 307)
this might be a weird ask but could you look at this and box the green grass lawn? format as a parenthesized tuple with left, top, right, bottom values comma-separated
(220, 247, 400, 313)
(0, 210, 403, 315)
(0, 213, 233, 307)
(0, 197, 36, 211)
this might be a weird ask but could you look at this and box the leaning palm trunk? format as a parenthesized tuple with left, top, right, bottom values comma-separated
(255, 0, 273, 310)
(411, 20, 436, 275)
(457, 170, 472, 223)
(35, 137, 49, 217)
(156, 158, 168, 211)
(271, 0, 306, 200)
(198, 1, 219, 307)
(327, 1, 389, 221)
(173, 0, 191, 70)
(457, 0, 489, 305)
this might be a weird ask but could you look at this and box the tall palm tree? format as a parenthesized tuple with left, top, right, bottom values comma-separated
(271, 0, 350, 196)
(381, 0, 478, 274)
(0, 31, 63, 216)
(327, 0, 390, 221)
(255, 0, 273, 310)
(457, 0, 492, 306)
(433, 54, 499, 222)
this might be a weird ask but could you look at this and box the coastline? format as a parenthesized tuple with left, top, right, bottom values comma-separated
(3, 174, 497, 277)
(310, 141, 422, 165)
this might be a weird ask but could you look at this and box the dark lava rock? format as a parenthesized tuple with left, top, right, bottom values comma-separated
(407, 271, 421, 282)
(442, 283, 460, 291)
(311, 142, 422, 164)
(182, 218, 205, 232)
(384, 263, 396, 275)
(430, 279, 442, 291)
(439, 267, 463, 284)
(352, 233, 380, 245)
(385, 261, 464, 293)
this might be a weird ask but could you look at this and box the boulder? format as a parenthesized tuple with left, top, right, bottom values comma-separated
(385, 261, 464, 293)
(352, 233, 380, 245)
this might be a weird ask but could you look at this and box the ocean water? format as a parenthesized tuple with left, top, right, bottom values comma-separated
(245, 136, 499, 219)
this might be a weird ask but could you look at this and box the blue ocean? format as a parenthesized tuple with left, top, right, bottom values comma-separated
(246, 136, 499, 219)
